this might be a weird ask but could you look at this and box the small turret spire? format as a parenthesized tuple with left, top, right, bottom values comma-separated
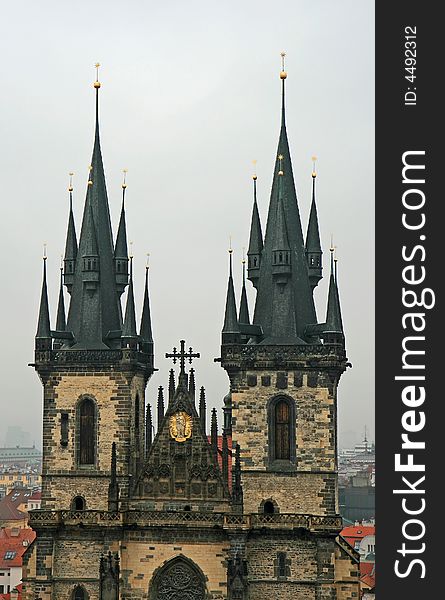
(247, 169, 263, 288)
(145, 403, 153, 457)
(63, 173, 78, 293)
(280, 51, 287, 127)
(36, 253, 52, 350)
(305, 157, 323, 290)
(222, 430, 229, 490)
(211, 408, 218, 465)
(157, 386, 165, 427)
(188, 368, 196, 403)
(325, 242, 344, 340)
(199, 386, 206, 434)
(114, 169, 129, 298)
(168, 368, 176, 402)
(122, 256, 137, 345)
(56, 264, 66, 333)
(222, 247, 240, 342)
(238, 251, 250, 325)
(139, 256, 154, 355)
(107, 441, 119, 512)
(232, 443, 243, 511)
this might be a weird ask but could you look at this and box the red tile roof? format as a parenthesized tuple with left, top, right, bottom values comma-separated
(340, 525, 375, 548)
(0, 498, 26, 522)
(28, 491, 41, 501)
(0, 528, 36, 569)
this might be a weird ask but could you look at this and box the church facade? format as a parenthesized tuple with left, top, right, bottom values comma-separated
(23, 63, 360, 599)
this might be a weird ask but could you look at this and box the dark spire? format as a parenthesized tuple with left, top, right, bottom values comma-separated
(168, 369, 176, 402)
(238, 257, 250, 325)
(223, 391, 232, 436)
(222, 249, 240, 343)
(114, 171, 129, 297)
(108, 442, 119, 512)
(122, 256, 137, 345)
(199, 386, 207, 434)
(305, 159, 323, 290)
(247, 174, 263, 288)
(157, 386, 165, 428)
(56, 266, 66, 332)
(145, 403, 153, 457)
(325, 248, 344, 339)
(222, 430, 229, 490)
(252, 53, 316, 342)
(139, 262, 154, 355)
(66, 67, 122, 350)
(232, 443, 243, 511)
(36, 255, 52, 350)
(188, 368, 196, 403)
(211, 408, 218, 465)
(63, 174, 78, 294)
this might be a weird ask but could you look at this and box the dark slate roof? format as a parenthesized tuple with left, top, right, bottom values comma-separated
(252, 77, 316, 342)
(305, 174, 322, 254)
(64, 191, 78, 261)
(238, 262, 250, 325)
(325, 255, 343, 333)
(122, 258, 137, 338)
(222, 252, 240, 334)
(139, 267, 153, 343)
(247, 178, 263, 256)
(114, 191, 128, 259)
(65, 89, 122, 349)
(55, 268, 66, 332)
(36, 258, 51, 339)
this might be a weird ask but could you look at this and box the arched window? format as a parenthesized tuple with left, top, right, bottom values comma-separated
(264, 501, 275, 514)
(71, 496, 86, 511)
(78, 398, 96, 466)
(150, 556, 206, 600)
(73, 585, 87, 600)
(268, 395, 296, 464)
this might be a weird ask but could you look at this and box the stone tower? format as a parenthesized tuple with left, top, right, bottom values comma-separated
(218, 55, 357, 598)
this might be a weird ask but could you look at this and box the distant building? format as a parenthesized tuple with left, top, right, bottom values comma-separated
(0, 448, 41, 468)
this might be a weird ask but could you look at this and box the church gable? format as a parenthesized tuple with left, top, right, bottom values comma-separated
(134, 342, 230, 506)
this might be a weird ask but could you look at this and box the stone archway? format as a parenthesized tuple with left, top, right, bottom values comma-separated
(149, 555, 207, 600)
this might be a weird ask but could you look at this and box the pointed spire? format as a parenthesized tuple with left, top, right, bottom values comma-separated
(145, 403, 153, 457)
(223, 391, 232, 436)
(188, 368, 196, 403)
(66, 64, 122, 350)
(247, 171, 263, 288)
(222, 430, 229, 489)
(280, 51, 287, 127)
(36, 254, 51, 350)
(56, 265, 66, 332)
(305, 157, 323, 290)
(140, 257, 154, 355)
(211, 408, 218, 465)
(122, 256, 137, 343)
(199, 386, 207, 434)
(251, 53, 317, 342)
(168, 369, 176, 402)
(63, 173, 78, 294)
(108, 441, 119, 512)
(232, 443, 243, 510)
(222, 248, 240, 342)
(238, 254, 250, 325)
(157, 386, 165, 428)
(114, 170, 129, 296)
(325, 245, 343, 335)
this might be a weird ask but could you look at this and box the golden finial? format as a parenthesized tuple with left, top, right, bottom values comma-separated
(146, 253, 150, 269)
(280, 51, 287, 80)
(278, 154, 284, 176)
(60, 254, 64, 269)
(330, 234, 335, 253)
(88, 165, 93, 186)
(43, 243, 47, 260)
(68, 172, 74, 192)
(252, 159, 257, 181)
(129, 241, 134, 259)
(242, 247, 246, 265)
(122, 169, 128, 189)
(94, 62, 101, 89)
(229, 236, 233, 254)
(312, 156, 317, 178)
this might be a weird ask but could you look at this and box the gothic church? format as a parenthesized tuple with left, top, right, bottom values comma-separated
(23, 60, 360, 599)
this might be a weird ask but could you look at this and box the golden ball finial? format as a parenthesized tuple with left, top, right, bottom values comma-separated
(253, 174, 257, 181)
(94, 62, 101, 88)
(278, 170, 284, 176)
(68, 172, 74, 192)
(280, 71, 287, 80)
(280, 51, 287, 79)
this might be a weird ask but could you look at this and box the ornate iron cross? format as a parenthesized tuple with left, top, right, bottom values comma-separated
(165, 340, 200, 373)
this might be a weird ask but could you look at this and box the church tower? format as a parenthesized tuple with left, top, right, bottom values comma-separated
(219, 53, 358, 599)
(28, 67, 154, 598)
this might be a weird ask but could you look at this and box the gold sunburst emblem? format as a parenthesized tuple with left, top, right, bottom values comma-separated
(169, 411, 192, 442)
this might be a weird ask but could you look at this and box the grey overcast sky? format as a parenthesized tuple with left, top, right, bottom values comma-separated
(0, 0, 374, 449)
